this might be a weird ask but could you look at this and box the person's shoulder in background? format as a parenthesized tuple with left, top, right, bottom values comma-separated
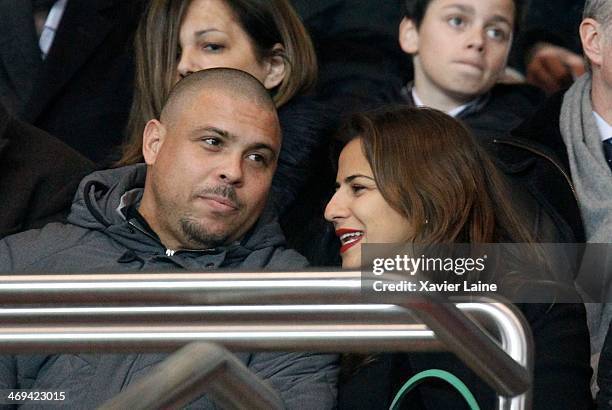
(0, 102, 95, 238)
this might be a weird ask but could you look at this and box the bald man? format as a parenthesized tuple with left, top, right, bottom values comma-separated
(0, 68, 338, 409)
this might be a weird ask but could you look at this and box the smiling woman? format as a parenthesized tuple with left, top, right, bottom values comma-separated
(325, 138, 414, 268)
(329, 105, 594, 410)
(325, 105, 535, 271)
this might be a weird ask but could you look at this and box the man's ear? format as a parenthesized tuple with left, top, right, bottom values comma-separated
(142, 119, 166, 165)
(580, 18, 604, 67)
(262, 43, 286, 89)
(399, 17, 419, 55)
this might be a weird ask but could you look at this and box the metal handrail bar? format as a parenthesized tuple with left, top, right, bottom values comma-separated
(98, 342, 284, 410)
(0, 312, 529, 410)
(0, 271, 361, 305)
(0, 272, 532, 409)
(0, 304, 413, 323)
(457, 302, 534, 410)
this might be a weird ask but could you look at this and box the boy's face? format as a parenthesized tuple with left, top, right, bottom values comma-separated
(400, 0, 515, 109)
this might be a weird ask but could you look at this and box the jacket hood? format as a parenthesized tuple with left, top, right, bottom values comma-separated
(67, 164, 287, 254)
(68, 164, 146, 230)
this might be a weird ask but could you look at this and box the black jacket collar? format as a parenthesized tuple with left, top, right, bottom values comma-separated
(0, 103, 12, 156)
(512, 91, 569, 172)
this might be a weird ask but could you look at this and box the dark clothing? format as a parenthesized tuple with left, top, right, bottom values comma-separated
(275, 95, 341, 265)
(274, 96, 335, 217)
(512, 92, 571, 176)
(510, 0, 585, 73)
(274, 95, 340, 266)
(0, 0, 145, 163)
(456, 84, 544, 140)
(291, 0, 406, 111)
(0, 164, 339, 409)
(385, 83, 546, 142)
(511, 91, 586, 242)
(339, 303, 594, 410)
(0, 102, 93, 239)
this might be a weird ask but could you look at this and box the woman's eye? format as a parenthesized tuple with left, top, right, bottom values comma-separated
(351, 185, 365, 194)
(203, 43, 224, 52)
(448, 16, 464, 28)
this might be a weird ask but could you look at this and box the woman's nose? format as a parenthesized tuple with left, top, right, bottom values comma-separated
(176, 48, 199, 79)
(324, 190, 350, 223)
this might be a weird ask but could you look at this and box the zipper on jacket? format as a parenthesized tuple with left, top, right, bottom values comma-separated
(128, 220, 160, 242)
(128, 220, 220, 256)
(128, 220, 176, 256)
(494, 139, 578, 203)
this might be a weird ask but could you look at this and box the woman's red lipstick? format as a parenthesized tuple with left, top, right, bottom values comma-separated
(336, 228, 364, 254)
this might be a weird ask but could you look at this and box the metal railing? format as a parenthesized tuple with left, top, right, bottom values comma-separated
(98, 342, 285, 410)
(0, 271, 533, 409)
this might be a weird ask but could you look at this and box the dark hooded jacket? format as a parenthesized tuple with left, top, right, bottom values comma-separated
(0, 164, 339, 409)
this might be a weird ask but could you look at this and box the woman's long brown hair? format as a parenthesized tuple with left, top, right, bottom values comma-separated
(337, 106, 541, 379)
(340, 105, 536, 245)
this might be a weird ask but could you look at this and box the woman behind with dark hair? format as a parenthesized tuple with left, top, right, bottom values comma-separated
(117, 0, 328, 217)
(325, 106, 593, 409)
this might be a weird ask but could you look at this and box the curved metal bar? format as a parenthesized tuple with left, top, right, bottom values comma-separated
(0, 271, 532, 409)
(394, 297, 529, 403)
(458, 302, 534, 410)
(0, 302, 529, 398)
(98, 342, 285, 410)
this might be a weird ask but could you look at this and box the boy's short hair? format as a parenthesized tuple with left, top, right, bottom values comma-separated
(403, 0, 529, 36)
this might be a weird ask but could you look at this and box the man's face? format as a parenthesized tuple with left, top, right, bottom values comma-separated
(591, 23, 612, 121)
(142, 89, 280, 250)
(400, 0, 515, 108)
